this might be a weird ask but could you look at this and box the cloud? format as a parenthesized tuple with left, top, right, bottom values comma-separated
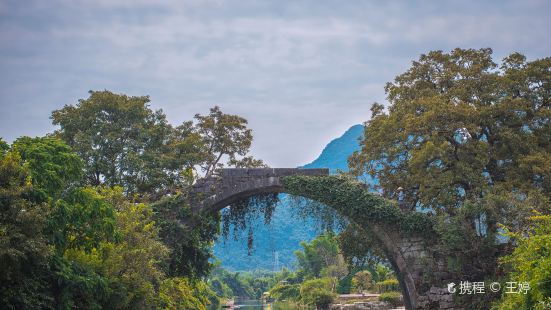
(1, 0, 550, 166)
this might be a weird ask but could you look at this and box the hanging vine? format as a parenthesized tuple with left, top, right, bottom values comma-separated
(220, 192, 279, 254)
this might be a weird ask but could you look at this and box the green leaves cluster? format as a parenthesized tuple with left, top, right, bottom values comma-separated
(495, 214, 551, 309)
(0, 136, 215, 309)
(51, 91, 264, 198)
(282, 175, 435, 236)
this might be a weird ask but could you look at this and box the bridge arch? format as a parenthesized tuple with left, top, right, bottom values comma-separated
(190, 168, 454, 309)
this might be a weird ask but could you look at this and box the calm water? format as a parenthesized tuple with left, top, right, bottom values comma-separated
(234, 299, 265, 309)
(218, 299, 306, 310)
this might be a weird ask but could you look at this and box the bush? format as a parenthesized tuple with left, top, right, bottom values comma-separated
(352, 270, 372, 293)
(379, 291, 402, 307)
(300, 278, 336, 309)
(495, 215, 551, 309)
(269, 283, 301, 301)
(375, 278, 399, 293)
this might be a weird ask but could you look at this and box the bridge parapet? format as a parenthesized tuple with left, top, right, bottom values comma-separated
(190, 168, 329, 213)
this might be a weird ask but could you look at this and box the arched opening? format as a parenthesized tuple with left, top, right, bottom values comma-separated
(191, 168, 427, 309)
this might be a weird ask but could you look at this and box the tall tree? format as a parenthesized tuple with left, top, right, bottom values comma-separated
(0, 151, 53, 308)
(51, 90, 205, 197)
(350, 48, 550, 220)
(194, 106, 265, 178)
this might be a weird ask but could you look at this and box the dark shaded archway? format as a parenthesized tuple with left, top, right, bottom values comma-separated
(190, 168, 456, 309)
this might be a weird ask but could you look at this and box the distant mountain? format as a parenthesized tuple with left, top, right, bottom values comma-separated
(302, 124, 364, 172)
(213, 124, 365, 271)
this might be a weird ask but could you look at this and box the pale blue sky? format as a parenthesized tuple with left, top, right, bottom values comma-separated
(1, 0, 550, 166)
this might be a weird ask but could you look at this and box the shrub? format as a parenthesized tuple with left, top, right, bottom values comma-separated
(300, 278, 336, 309)
(376, 278, 399, 293)
(352, 270, 373, 293)
(269, 283, 301, 301)
(379, 291, 402, 307)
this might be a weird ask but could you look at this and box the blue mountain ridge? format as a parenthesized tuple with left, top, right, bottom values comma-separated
(212, 124, 365, 271)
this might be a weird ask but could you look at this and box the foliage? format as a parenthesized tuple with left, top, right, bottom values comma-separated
(49, 255, 111, 310)
(495, 214, 551, 309)
(337, 223, 386, 269)
(12, 136, 83, 200)
(269, 283, 301, 301)
(2, 90, 270, 309)
(51, 90, 205, 197)
(0, 151, 53, 308)
(349, 48, 551, 216)
(375, 278, 400, 293)
(299, 277, 336, 309)
(65, 187, 170, 308)
(48, 187, 118, 255)
(0, 138, 8, 156)
(294, 232, 346, 279)
(220, 193, 279, 254)
(282, 175, 435, 236)
(152, 194, 219, 279)
(157, 277, 214, 310)
(433, 201, 500, 280)
(379, 291, 402, 307)
(194, 106, 265, 178)
(208, 265, 288, 300)
(351, 270, 372, 293)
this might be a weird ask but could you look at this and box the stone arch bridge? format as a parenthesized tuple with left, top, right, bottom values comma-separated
(190, 168, 456, 310)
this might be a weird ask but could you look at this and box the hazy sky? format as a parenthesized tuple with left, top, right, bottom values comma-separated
(1, 0, 550, 167)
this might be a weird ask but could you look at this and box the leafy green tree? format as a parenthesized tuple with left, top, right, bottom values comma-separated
(48, 187, 117, 255)
(496, 214, 551, 309)
(194, 106, 265, 178)
(295, 232, 343, 279)
(152, 194, 219, 279)
(0, 138, 9, 156)
(350, 48, 551, 219)
(64, 187, 169, 308)
(157, 277, 214, 310)
(51, 90, 205, 197)
(0, 151, 53, 308)
(351, 270, 372, 293)
(12, 136, 83, 200)
(337, 223, 386, 269)
(269, 283, 301, 301)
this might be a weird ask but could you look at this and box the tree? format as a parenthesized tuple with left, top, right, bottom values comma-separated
(350, 48, 550, 219)
(48, 187, 117, 255)
(295, 232, 343, 279)
(0, 138, 8, 156)
(351, 270, 372, 293)
(51, 90, 205, 197)
(12, 136, 83, 200)
(64, 187, 170, 308)
(0, 151, 53, 308)
(194, 106, 265, 178)
(157, 277, 214, 310)
(496, 214, 551, 309)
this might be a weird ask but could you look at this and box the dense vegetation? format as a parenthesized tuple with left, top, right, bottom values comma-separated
(348, 48, 551, 308)
(264, 233, 400, 309)
(0, 92, 264, 309)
